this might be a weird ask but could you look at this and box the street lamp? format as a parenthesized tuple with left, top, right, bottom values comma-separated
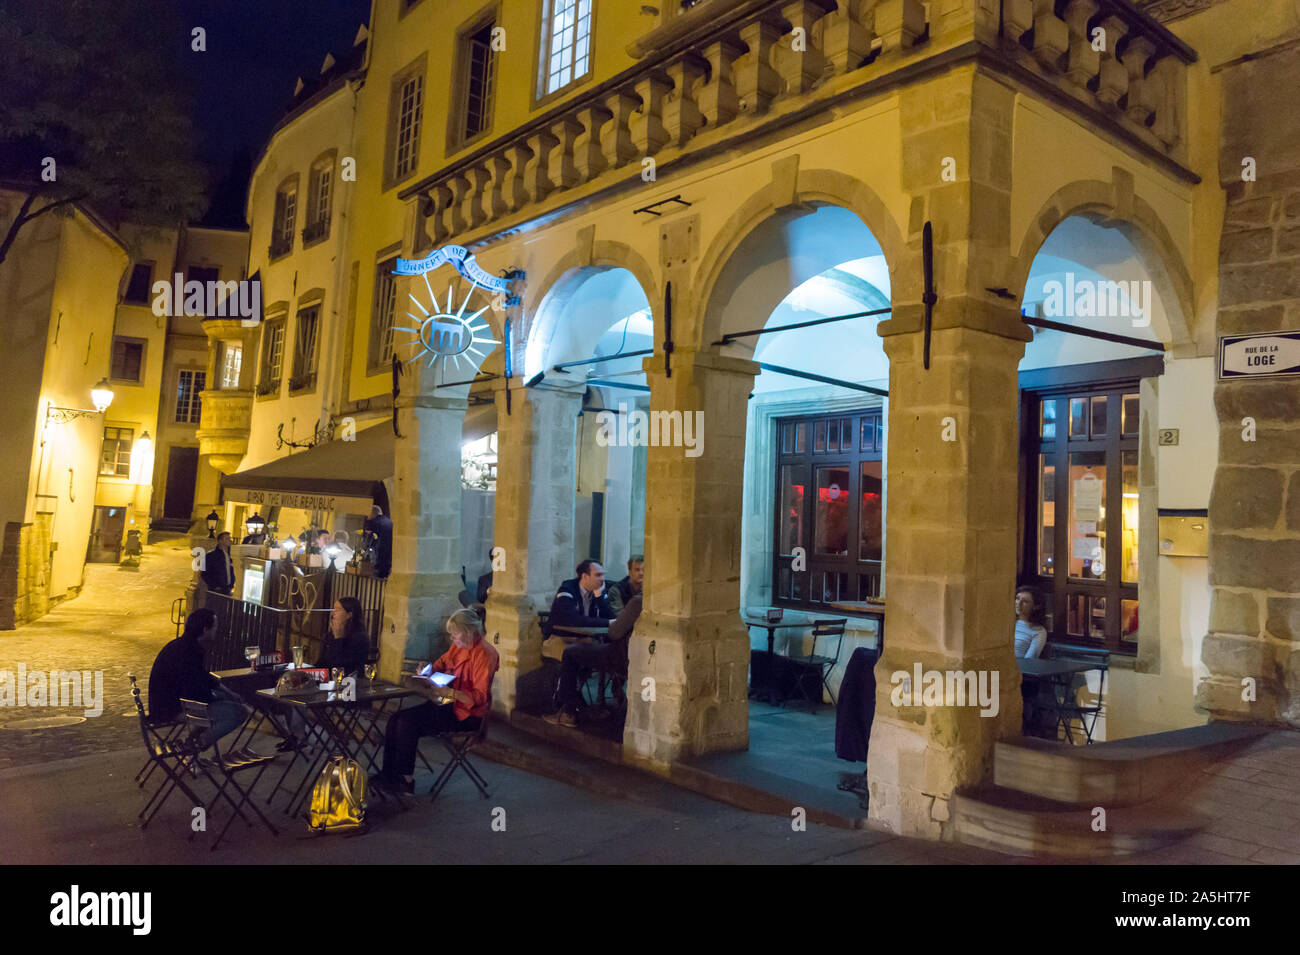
(44, 378, 117, 432)
(244, 512, 265, 542)
(206, 509, 220, 538)
(90, 378, 114, 413)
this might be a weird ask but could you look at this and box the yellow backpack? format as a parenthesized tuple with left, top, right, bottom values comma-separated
(308, 755, 367, 833)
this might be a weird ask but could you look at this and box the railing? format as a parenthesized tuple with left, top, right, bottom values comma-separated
(302, 217, 330, 244)
(204, 592, 300, 671)
(325, 569, 387, 659)
(268, 234, 293, 260)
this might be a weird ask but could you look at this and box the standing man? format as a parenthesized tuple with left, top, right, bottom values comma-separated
(607, 555, 644, 614)
(366, 505, 393, 579)
(202, 531, 235, 596)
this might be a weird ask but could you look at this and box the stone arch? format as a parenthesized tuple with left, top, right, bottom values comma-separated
(1011, 176, 1196, 349)
(522, 232, 661, 379)
(694, 162, 908, 351)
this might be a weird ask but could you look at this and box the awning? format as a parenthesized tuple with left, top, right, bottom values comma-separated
(221, 402, 499, 514)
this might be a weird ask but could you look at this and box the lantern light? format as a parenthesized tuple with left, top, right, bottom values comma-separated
(206, 509, 220, 538)
(90, 378, 114, 413)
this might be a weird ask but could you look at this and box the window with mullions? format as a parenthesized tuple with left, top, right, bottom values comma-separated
(539, 0, 593, 97)
(1023, 386, 1141, 653)
(100, 427, 133, 478)
(774, 410, 884, 609)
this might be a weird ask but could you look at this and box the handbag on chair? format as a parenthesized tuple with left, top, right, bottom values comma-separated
(308, 755, 368, 833)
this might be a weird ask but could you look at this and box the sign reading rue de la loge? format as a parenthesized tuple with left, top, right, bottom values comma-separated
(1218, 330, 1300, 380)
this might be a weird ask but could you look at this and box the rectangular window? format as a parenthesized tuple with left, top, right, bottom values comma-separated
(271, 187, 297, 257)
(175, 370, 205, 424)
(774, 410, 883, 609)
(124, 263, 153, 304)
(259, 322, 285, 391)
(110, 337, 145, 383)
(461, 20, 498, 142)
(371, 258, 399, 368)
(292, 306, 320, 383)
(541, 0, 593, 96)
(187, 266, 219, 286)
(393, 74, 424, 181)
(1023, 387, 1139, 654)
(304, 161, 333, 242)
(220, 342, 242, 390)
(100, 427, 133, 478)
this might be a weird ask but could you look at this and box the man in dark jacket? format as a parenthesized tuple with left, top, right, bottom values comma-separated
(548, 559, 615, 629)
(365, 505, 393, 578)
(148, 608, 248, 748)
(202, 532, 235, 596)
(607, 555, 644, 613)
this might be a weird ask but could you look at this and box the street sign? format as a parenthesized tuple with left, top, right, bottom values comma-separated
(1218, 330, 1300, 379)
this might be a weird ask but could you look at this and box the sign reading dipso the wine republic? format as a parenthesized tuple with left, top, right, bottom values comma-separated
(1218, 331, 1300, 380)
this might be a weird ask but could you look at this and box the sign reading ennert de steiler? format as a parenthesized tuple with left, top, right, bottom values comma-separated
(1219, 331, 1300, 379)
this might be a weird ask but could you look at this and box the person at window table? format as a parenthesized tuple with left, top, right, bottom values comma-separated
(201, 532, 235, 596)
(606, 555, 644, 614)
(1014, 588, 1048, 659)
(547, 589, 641, 728)
(374, 609, 498, 794)
(548, 559, 616, 629)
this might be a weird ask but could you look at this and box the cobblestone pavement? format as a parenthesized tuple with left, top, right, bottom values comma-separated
(0, 538, 194, 770)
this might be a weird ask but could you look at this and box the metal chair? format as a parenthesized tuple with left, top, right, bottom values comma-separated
(130, 674, 208, 829)
(428, 662, 498, 801)
(785, 618, 847, 713)
(180, 698, 280, 849)
(1052, 649, 1109, 745)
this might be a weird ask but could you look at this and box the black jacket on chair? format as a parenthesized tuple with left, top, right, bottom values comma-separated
(835, 646, 879, 764)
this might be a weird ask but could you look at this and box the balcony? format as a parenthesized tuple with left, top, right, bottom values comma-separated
(302, 216, 330, 245)
(403, 0, 1194, 246)
(268, 233, 293, 261)
(195, 389, 253, 473)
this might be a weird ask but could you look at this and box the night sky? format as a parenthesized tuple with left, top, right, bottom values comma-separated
(177, 0, 373, 226)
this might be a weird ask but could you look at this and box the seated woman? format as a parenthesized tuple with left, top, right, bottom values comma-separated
(278, 597, 371, 752)
(374, 608, 498, 793)
(1013, 588, 1047, 659)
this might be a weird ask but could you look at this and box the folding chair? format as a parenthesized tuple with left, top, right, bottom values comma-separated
(428, 664, 498, 801)
(131, 675, 208, 829)
(180, 698, 280, 850)
(786, 618, 847, 713)
(129, 672, 185, 789)
(1057, 656, 1108, 745)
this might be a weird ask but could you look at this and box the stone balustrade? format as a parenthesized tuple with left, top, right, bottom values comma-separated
(406, 0, 1192, 248)
(1002, 0, 1193, 156)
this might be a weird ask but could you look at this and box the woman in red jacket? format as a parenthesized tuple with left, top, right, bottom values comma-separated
(375, 608, 498, 793)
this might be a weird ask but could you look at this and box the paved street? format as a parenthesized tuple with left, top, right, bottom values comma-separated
(0, 537, 194, 769)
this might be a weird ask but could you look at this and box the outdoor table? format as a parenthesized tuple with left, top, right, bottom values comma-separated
(212, 665, 291, 754)
(829, 601, 886, 649)
(1016, 657, 1104, 744)
(255, 678, 419, 818)
(543, 624, 619, 708)
(741, 610, 821, 703)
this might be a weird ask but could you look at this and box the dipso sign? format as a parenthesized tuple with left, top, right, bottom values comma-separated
(1219, 331, 1300, 380)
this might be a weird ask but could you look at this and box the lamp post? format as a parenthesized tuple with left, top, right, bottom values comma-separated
(206, 509, 220, 538)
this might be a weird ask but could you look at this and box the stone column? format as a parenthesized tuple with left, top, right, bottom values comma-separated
(482, 380, 585, 712)
(623, 347, 758, 766)
(381, 394, 467, 681)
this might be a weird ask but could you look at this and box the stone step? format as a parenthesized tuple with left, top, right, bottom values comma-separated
(993, 722, 1269, 807)
(951, 785, 1205, 859)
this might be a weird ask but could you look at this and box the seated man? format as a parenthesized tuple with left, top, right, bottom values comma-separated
(548, 559, 616, 630)
(148, 608, 249, 750)
(375, 609, 498, 794)
(546, 588, 642, 727)
(606, 555, 644, 614)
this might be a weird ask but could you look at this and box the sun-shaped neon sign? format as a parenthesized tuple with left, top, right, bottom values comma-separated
(396, 274, 500, 374)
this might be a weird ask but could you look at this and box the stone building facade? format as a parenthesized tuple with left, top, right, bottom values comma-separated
(215, 0, 1300, 840)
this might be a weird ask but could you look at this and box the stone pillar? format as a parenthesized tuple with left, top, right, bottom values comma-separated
(867, 67, 1027, 838)
(483, 380, 584, 712)
(623, 347, 757, 766)
(381, 395, 467, 681)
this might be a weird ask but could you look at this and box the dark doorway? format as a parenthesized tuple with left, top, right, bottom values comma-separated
(87, 506, 126, 563)
(164, 446, 199, 520)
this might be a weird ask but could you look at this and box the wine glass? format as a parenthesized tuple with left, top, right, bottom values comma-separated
(244, 645, 259, 669)
(364, 662, 378, 683)
(331, 667, 344, 688)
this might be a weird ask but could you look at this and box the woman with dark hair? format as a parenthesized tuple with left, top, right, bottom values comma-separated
(1014, 588, 1048, 659)
(319, 596, 370, 675)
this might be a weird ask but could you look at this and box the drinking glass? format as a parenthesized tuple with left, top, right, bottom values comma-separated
(244, 645, 259, 668)
(331, 667, 344, 688)
(291, 645, 304, 668)
(364, 663, 377, 682)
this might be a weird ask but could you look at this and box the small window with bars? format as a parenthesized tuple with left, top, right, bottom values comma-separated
(541, 0, 592, 96)
(100, 427, 133, 478)
(175, 370, 204, 423)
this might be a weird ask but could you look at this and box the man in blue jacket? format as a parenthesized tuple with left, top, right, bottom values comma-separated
(548, 559, 615, 629)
